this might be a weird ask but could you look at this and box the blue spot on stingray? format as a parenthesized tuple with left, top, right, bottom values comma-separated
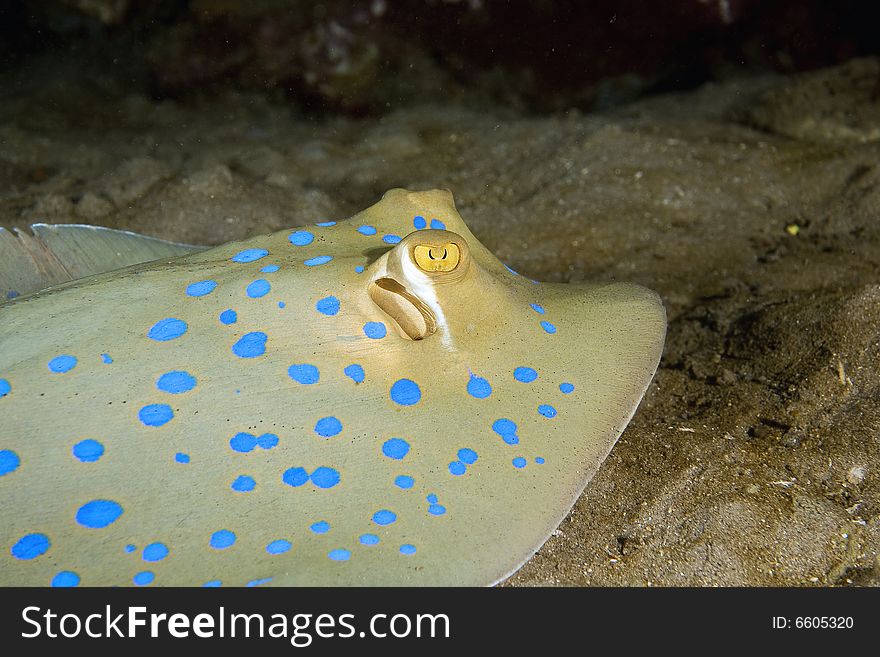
(382, 438, 410, 460)
(139, 404, 173, 427)
(288, 363, 319, 384)
(492, 418, 517, 436)
(11, 533, 49, 560)
(156, 370, 196, 394)
(458, 448, 478, 464)
(232, 332, 267, 358)
(560, 382, 575, 394)
(219, 309, 237, 324)
(72, 439, 104, 463)
(428, 504, 446, 516)
(448, 461, 466, 476)
(142, 543, 169, 562)
(316, 296, 340, 315)
(148, 318, 187, 341)
(133, 571, 154, 586)
(230, 432, 257, 453)
(260, 264, 279, 273)
(125, 544, 136, 553)
(203, 580, 222, 587)
(363, 322, 386, 339)
(101, 353, 113, 364)
(355, 265, 365, 274)
(314, 417, 342, 437)
(390, 379, 421, 405)
(0, 379, 10, 397)
(538, 404, 558, 418)
(278, 301, 286, 308)
(311, 521, 330, 534)
(6, 290, 19, 299)
(430, 219, 446, 230)
(467, 374, 492, 399)
(289, 230, 314, 246)
(231, 248, 268, 263)
(48, 355, 77, 373)
(513, 457, 527, 469)
(344, 364, 364, 383)
(304, 255, 332, 266)
(246, 279, 270, 298)
(175, 452, 190, 464)
(530, 303, 545, 314)
(311, 467, 340, 489)
(0, 450, 20, 476)
(357, 225, 377, 235)
(210, 530, 236, 549)
(231, 475, 256, 492)
(247, 577, 272, 587)
(328, 549, 350, 562)
(394, 475, 414, 489)
(266, 539, 291, 554)
(372, 510, 397, 526)
(514, 367, 538, 383)
(383, 234, 402, 244)
(316, 221, 336, 227)
(536, 456, 546, 464)
(282, 467, 309, 487)
(427, 493, 438, 504)
(257, 433, 279, 449)
(51, 571, 80, 587)
(76, 500, 123, 528)
(400, 544, 417, 555)
(413, 215, 426, 229)
(541, 321, 557, 334)
(360, 534, 380, 545)
(186, 280, 217, 297)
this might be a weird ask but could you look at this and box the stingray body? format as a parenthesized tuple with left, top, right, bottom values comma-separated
(0, 189, 665, 587)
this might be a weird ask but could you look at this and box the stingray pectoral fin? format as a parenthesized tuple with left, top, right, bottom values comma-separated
(368, 277, 437, 340)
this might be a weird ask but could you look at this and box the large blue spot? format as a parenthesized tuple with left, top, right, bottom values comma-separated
(230, 432, 257, 453)
(72, 439, 104, 463)
(156, 370, 197, 394)
(210, 530, 236, 550)
(101, 353, 113, 364)
(142, 542, 169, 562)
(390, 379, 421, 406)
(11, 533, 50, 560)
(314, 417, 342, 438)
(448, 461, 466, 476)
(219, 309, 237, 325)
(430, 219, 446, 230)
(282, 467, 309, 487)
(139, 404, 173, 427)
(538, 404, 558, 418)
(383, 234, 402, 244)
(266, 539, 292, 554)
(289, 230, 314, 246)
(413, 216, 427, 229)
(530, 303, 545, 314)
(316, 296, 340, 316)
(394, 475, 414, 489)
(541, 321, 557, 334)
(257, 433, 279, 449)
(175, 452, 190, 464)
(133, 571, 155, 586)
(382, 438, 410, 460)
(467, 374, 492, 399)
(514, 367, 538, 383)
(513, 457, 527, 469)
(231, 475, 256, 492)
(51, 571, 80, 587)
(344, 364, 364, 383)
(304, 255, 332, 266)
(261, 264, 280, 273)
(328, 548, 350, 562)
(492, 418, 517, 436)
(360, 534, 380, 545)
(231, 248, 268, 263)
(288, 363, 319, 384)
(246, 279, 271, 298)
(372, 510, 397, 526)
(458, 448, 478, 464)
(400, 544, 417, 555)
(560, 382, 575, 394)
(0, 449, 21, 475)
(310, 467, 340, 489)
(311, 521, 330, 534)
(76, 500, 123, 528)
(186, 280, 217, 297)
(428, 504, 446, 516)
(147, 318, 187, 341)
(363, 322, 386, 339)
(355, 265, 365, 274)
(48, 355, 77, 373)
(357, 225, 377, 235)
(232, 332, 267, 358)
(0, 379, 10, 397)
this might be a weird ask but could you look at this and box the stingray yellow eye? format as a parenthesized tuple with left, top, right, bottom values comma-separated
(413, 243, 461, 272)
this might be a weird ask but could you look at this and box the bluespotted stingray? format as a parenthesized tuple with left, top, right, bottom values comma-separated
(0, 189, 665, 587)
